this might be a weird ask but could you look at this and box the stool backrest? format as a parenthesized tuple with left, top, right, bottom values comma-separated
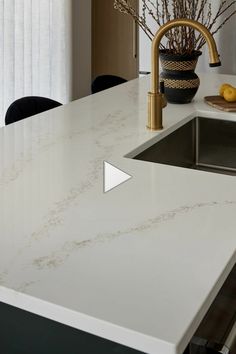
(5, 96, 62, 125)
(91, 75, 127, 94)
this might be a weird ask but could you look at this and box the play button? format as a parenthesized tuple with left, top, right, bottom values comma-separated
(103, 161, 132, 193)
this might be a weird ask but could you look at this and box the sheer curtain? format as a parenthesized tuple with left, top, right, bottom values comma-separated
(0, 0, 73, 126)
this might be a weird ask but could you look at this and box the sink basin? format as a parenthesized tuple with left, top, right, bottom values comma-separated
(133, 117, 236, 176)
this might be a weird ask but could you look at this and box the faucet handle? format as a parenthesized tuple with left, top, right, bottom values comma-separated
(160, 81, 167, 108)
(160, 81, 165, 94)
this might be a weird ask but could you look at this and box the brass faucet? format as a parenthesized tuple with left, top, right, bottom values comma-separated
(147, 19, 221, 130)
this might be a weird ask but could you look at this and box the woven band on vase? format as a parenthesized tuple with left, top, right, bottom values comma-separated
(161, 59, 198, 71)
(162, 78, 200, 89)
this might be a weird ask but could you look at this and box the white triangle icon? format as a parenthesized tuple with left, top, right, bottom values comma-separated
(104, 161, 132, 193)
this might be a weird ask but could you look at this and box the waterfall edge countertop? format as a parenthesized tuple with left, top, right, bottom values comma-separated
(0, 74, 236, 354)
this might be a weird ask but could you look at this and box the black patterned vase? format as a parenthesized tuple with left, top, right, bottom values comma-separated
(160, 50, 202, 104)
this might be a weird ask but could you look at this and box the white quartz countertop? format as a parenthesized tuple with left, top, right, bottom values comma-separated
(0, 73, 236, 354)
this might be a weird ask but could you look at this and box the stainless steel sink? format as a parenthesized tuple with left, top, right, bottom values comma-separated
(134, 117, 236, 176)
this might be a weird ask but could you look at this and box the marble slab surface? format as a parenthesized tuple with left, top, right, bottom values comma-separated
(0, 73, 236, 354)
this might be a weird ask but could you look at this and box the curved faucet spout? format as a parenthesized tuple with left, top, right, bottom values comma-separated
(147, 18, 221, 130)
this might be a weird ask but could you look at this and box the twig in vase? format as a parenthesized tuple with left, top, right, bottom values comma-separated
(114, 0, 236, 55)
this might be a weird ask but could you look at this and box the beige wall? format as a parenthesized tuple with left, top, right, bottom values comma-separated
(72, 0, 92, 100)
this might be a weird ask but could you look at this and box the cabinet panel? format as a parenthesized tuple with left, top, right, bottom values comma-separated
(92, 0, 139, 80)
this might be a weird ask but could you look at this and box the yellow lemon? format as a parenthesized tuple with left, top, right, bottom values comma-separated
(223, 87, 236, 102)
(219, 83, 233, 97)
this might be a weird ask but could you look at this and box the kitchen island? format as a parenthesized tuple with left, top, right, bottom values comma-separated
(0, 73, 235, 354)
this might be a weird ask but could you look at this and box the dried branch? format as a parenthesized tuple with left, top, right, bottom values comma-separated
(114, 0, 236, 55)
